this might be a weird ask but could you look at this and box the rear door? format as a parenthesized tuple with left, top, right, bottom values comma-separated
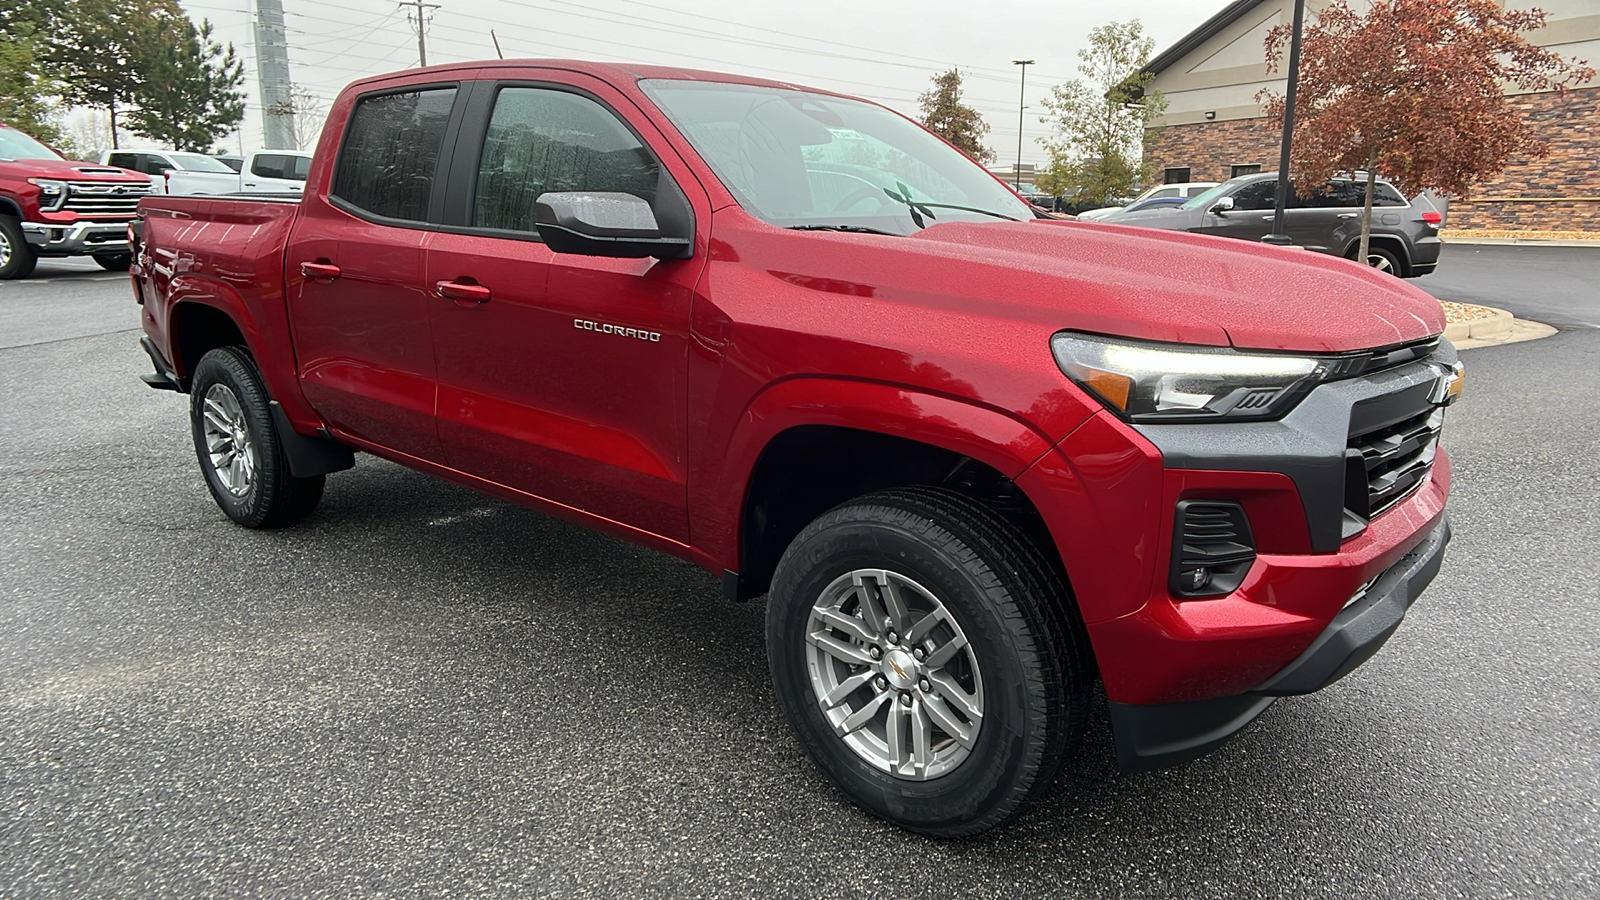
(286, 80, 467, 463)
(424, 74, 705, 541)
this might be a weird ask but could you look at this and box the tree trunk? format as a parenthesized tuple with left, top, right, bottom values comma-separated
(109, 98, 120, 150)
(1358, 147, 1378, 266)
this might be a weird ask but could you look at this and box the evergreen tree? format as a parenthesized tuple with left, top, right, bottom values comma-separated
(128, 14, 245, 151)
(918, 69, 996, 164)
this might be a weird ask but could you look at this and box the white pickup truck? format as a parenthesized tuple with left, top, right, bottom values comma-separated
(99, 149, 310, 195)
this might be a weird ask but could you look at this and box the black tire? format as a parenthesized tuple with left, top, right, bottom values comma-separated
(766, 486, 1091, 837)
(1357, 244, 1403, 276)
(0, 216, 39, 280)
(92, 251, 133, 271)
(189, 346, 324, 528)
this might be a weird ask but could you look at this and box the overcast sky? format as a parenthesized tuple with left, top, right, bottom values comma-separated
(174, 0, 1224, 164)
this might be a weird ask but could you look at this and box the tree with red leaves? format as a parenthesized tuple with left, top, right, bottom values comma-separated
(1259, 0, 1593, 266)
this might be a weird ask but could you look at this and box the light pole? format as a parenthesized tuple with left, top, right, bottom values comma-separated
(1013, 59, 1034, 189)
(1263, 0, 1306, 245)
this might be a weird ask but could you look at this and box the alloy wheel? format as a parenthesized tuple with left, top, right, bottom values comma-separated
(806, 568, 985, 780)
(201, 383, 257, 497)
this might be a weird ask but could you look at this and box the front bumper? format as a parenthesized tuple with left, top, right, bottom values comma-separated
(1107, 515, 1450, 771)
(21, 221, 131, 256)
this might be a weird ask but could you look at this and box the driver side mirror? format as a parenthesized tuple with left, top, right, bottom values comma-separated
(534, 192, 692, 260)
(1210, 196, 1235, 215)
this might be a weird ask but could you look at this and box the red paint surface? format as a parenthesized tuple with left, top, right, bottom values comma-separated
(133, 60, 1453, 710)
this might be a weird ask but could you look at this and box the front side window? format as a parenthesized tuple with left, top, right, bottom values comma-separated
(472, 87, 660, 233)
(642, 80, 1030, 235)
(1229, 180, 1278, 211)
(332, 87, 457, 222)
(169, 152, 235, 173)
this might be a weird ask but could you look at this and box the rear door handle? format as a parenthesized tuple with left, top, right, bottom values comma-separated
(300, 261, 341, 280)
(436, 280, 491, 304)
(1260, 214, 1278, 220)
(1337, 213, 1360, 219)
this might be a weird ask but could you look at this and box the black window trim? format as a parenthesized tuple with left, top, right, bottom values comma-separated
(435, 78, 693, 246)
(326, 80, 469, 232)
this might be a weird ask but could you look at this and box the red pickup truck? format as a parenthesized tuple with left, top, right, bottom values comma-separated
(130, 61, 1459, 836)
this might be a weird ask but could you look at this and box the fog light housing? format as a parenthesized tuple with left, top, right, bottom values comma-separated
(1170, 500, 1256, 599)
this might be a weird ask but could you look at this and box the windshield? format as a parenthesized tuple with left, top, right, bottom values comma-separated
(0, 127, 63, 162)
(169, 152, 236, 173)
(641, 80, 1031, 235)
(1180, 182, 1233, 210)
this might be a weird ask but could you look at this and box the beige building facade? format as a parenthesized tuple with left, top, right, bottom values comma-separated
(1143, 0, 1600, 231)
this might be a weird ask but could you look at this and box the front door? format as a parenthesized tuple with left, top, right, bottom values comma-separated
(426, 80, 701, 541)
(286, 84, 461, 463)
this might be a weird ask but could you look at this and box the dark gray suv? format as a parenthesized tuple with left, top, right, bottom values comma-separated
(1102, 172, 1442, 278)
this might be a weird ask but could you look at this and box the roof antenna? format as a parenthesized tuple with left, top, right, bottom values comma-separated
(491, 29, 504, 59)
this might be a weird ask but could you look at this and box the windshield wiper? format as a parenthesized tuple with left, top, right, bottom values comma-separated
(882, 180, 1020, 228)
(787, 224, 900, 236)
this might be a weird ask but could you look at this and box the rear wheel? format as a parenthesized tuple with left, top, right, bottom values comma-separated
(1357, 244, 1402, 276)
(0, 216, 39, 280)
(92, 251, 133, 271)
(189, 346, 324, 528)
(766, 487, 1091, 837)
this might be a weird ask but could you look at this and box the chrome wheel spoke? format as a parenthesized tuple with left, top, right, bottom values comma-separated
(815, 607, 877, 644)
(201, 384, 255, 497)
(885, 698, 909, 768)
(910, 700, 932, 772)
(837, 691, 890, 736)
(921, 693, 975, 749)
(878, 575, 912, 633)
(924, 632, 968, 669)
(905, 607, 946, 645)
(822, 670, 875, 708)
(853, 572, 890, 637)
(807, 631, 875, 667)
(928, 671, 981, 720)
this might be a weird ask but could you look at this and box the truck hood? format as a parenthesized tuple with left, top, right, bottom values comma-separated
(3, 155, 147, 182)
(888, 218, 1444, 352)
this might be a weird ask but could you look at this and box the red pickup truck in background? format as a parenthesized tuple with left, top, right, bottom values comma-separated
(129, 61, 1460, 836)
(0, 121, 154, 278)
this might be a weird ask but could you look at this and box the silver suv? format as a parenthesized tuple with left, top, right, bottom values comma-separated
(1103, 172, 1442, 277)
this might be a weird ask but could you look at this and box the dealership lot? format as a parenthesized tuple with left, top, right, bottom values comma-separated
(2, 247, 1597, 898)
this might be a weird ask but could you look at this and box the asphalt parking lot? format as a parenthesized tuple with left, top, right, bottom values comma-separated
(2, 247, 1597, 898)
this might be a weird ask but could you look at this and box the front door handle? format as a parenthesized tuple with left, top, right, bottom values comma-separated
(1260, 214, 1278, 220)
(1337, 212, 1360, 219)
(300, 261, 341, 280)
(437, 280, 491, 304)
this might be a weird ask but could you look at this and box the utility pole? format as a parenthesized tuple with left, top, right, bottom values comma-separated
(255, 0, 295, 150)
(1013, 59, 1034, 189)
(401, 0, 442, 68)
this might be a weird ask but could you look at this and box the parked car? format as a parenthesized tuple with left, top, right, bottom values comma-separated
(213, 154, 245, 172)
(129, 61, 1459, 837)
(1077, 181, 1219, 221)
(101, 148, 311, 195)
(1110, 195, 1189, 215)
(0, 121, 154, 278)
(1105, 172, 1442, 276)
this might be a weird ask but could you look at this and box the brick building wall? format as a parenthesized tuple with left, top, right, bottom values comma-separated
(1145, 86, 1600, 232)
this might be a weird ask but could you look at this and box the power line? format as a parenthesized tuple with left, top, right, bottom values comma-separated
(398, 0, 440, 67)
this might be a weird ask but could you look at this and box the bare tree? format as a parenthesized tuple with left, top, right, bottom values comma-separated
(265, 84, 328, 151)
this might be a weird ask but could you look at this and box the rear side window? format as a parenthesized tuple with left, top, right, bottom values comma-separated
(332, 87, 457, 222)
(253, 154, 310, 181)
(107, 152, 137, 170)
(1318, 180, 1411, 208)
(472, 87, 660, 234)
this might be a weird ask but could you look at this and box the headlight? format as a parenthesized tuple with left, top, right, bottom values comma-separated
(1051, 332, 1331, 423)
(27, 178, 69, 211)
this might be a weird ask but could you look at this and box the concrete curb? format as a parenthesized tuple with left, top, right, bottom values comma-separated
(1444, 237, 1600, 248)
(1443, 306, 1514, 342)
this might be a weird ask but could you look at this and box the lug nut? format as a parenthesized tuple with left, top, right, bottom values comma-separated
(900, 692, 913, 706)
(919, 679, 931, 693)
(886, 630, 899, 644)
(912, 647, 925, 661)
(875, 676, 888, 691)
(868, 646, 882, 660)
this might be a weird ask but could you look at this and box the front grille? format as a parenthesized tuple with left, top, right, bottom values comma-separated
(61, 181, 153, 217)
(1348, 406, 1443, 519)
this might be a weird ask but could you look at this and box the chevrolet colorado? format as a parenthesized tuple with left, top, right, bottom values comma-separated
(130, 61, 1459, 836)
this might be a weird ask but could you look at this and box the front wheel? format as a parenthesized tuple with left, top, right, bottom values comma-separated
(0, 216, 39, 280)
(766, 487, 1091, 837)
(189, 346, 324, 528)
(92, 252, 133, 271)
